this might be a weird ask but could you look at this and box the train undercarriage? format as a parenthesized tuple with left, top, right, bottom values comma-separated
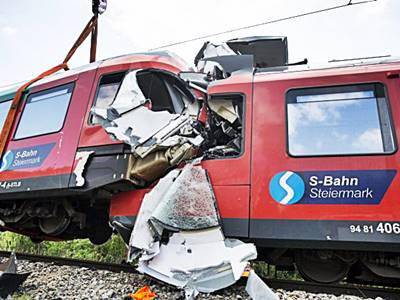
(2, 193, 400, 286)
(262, 247, 400, 285)
(0, 196, 112, 245)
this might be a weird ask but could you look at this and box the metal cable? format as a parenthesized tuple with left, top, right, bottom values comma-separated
(149, 0, 377, 50)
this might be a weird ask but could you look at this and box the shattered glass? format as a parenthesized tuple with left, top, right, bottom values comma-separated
(150, 164, 220, 231)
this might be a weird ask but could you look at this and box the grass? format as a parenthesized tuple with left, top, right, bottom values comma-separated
(254, 261, 303, 281)
(0, 232, 127, 263)
(12, 294, 32, 300)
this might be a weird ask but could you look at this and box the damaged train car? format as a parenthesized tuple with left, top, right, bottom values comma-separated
(2, 36, 400, 288)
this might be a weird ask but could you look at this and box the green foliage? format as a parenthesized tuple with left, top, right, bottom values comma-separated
(12, 294, 32, 300)
(0, 232, 127, 263)
(253, 261, 303, 281)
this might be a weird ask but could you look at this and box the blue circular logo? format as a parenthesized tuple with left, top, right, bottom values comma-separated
(269, 171, 305, 205)
(0, 151, 14, 173)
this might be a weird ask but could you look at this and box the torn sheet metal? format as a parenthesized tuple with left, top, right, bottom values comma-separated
(129, 169, 180, 260)
(91, 68, 206, 186)
(201, 42, 236, 58)
(138, 228, 256, 291)
(245, 270, 279, 300)
(179, 72, 210, 93)
(0, 253, 30, 298)
(208, 99, 239, 124)
(195, 42, 253, 78)
(90, 67, 198, 152)
(98, 106, 184, 147)
(136, 229, 257, 298)
(92, 97, 201, 157)
(196, 37, 289, 72)
(133, 116, 197, 159)
(112, 70, 148, 114)
(129, 163, 257, 299)
(195, 42, 236, 68)
(90, 68, 208, 187)
(73, 151, 94, 187)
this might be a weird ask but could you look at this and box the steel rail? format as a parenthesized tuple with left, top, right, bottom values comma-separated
(0, 250, 136, 274)
(1, 250, 399, 299)
(264, 278, 400, 300)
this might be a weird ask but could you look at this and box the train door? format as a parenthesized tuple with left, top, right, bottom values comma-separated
(0, 69, 97, 195)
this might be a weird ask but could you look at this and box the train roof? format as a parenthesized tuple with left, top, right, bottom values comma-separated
(1, 53, 400, 101)
(254, 57, 400, 82)
(0, 51, 189, 101)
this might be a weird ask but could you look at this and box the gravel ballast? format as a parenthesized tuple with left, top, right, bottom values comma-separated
(7, 260, 385, 300)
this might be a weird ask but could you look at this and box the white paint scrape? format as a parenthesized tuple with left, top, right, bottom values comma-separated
(73, 151, 94, 187)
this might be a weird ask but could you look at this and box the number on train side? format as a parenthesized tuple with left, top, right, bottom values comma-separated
(376, 222, 400, 234)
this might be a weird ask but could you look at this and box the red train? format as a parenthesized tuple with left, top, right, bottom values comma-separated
(1, 37, 400, 285)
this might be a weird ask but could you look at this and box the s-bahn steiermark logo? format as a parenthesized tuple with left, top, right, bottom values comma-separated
(269, 170, 397, 205)
(269, 171, 305, 205)
(0, 143, 55, 173)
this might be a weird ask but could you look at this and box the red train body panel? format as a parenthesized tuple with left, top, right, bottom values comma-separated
(106, 59, 400, 251)
(1, 49, 400, 283)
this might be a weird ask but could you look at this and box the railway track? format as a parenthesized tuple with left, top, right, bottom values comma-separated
(1, 250, 399, 299)
(264, 278, 400, 300)
(0, 250, 135, 274)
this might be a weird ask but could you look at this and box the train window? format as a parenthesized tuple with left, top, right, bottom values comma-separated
(203, 94, 245, 159)
(91, 69, 193, 125)
(91, 72, 125, 124)
(14, 83, 74, 139)
(0, 100, 12, 132)
(136, 70, 186, 114)
(286, 83, 395, 156)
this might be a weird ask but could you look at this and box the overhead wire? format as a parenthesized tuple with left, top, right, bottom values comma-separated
(149, 0, 377, 50)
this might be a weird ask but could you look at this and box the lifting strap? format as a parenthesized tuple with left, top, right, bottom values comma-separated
(0, 15, 99, 162)
(63, 15, 98, 66)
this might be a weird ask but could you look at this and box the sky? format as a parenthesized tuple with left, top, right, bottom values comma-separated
(0, 0, 399, 86)
(288, 94, 385, 155)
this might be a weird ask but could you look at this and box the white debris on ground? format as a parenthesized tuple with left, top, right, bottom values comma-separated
(246, 271, 278, 300)
(8, 260, 384, 300)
